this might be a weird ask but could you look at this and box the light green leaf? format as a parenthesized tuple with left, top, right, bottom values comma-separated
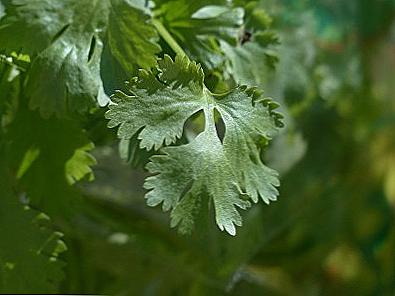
(106, 55, 283, 235)
(107, 55, 205, 150)
(16, 146, 40, 179)
(65, 142, 97, 185)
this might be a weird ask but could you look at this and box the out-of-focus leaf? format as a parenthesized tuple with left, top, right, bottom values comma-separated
(65, 142, 96, 185)
(7, 102, 95, 216)
(221, 3, 279, 85)
(221, 31, 279, 85)
(0, 146, 66, 294)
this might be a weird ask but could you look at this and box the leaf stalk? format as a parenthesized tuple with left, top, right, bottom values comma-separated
(152, 19, 187, 57)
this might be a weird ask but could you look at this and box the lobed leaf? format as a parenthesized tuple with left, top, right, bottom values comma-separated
(107, 55, 283, 235)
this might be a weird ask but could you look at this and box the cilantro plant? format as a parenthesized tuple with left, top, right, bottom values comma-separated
(1, 0, 395, 294)
(0, 0, 283, 293)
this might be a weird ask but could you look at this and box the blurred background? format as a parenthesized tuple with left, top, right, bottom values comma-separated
(61, 1, 395, 295)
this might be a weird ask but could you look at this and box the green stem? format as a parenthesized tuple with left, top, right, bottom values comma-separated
(209, 90, 231, 97)
(152, 19, 187, 57)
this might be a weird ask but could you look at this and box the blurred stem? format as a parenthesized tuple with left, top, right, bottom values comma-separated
(152, 19, 187, 57)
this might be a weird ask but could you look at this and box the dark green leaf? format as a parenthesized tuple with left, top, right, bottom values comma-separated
(0, 145, 66, 294)
(155, 1, 243, 69)
(0, 0, 160, 117)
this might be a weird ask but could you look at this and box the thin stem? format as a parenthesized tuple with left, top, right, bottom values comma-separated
(152, 19, 187, 57)
(209, 90, 231, 97)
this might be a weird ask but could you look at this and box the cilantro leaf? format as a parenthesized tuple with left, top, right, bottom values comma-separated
(221, 31, 279, 85)
(65, 142, 97, 185)
(108, 0, 161, 74)
(0, 0, 160, 117)
(221, 4, 280, 85)
(106, 55, 283, 235)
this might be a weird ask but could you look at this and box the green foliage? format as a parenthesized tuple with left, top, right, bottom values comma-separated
(0, 0, 160, 117)
(107, 55, 282, 234)
(0, 131, 66, 294)
(0, 51, 90, 291)
(221, 1, 280, 85)
(66, 143, 97, 185)
(0, 0, 285, 292)
(155, 1, 243, 69)
(1, 0, 394, 294)
(7, 102, 94, 216)
(107, 0, 161, 73)
(0, 191, 66, 294)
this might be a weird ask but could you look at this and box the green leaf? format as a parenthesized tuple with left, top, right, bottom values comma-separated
(65, 142, 97, 185)
(0, 0, 160, 117)
(16, 146, 40, 179)
(221, 32, 279, 85)
(0, 1, 74, 53)
(108, 0, 161, 74)
(0, 158, 66, 293)
(8, 102, 95, 216)
(106, 55, 282, 235)
(155, 1, 243, 69)
(220, 4, 280, 85)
